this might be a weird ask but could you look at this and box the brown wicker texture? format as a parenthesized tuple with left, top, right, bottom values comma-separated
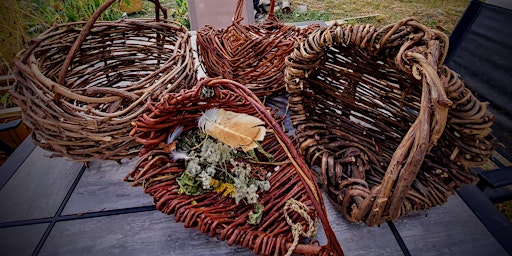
(12, 0, 196, 162)
(284, 19, 495, 226)
(126, 78, 343, 256)
(196, 0, 319, 98)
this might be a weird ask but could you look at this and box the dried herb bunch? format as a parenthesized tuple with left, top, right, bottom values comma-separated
(172, 128, 271, 207)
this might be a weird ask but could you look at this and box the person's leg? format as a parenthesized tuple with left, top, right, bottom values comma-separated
(253, 0, 261, 13)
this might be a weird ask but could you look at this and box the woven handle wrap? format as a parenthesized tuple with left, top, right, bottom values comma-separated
(285, 19, 494, 226)
(128, 78, 343, 255)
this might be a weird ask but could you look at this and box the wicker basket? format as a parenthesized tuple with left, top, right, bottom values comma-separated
(12, 0, 196, 162)
(284, 19, 495, 226)
(126, 77, 343, 256)
(196, 0, 319, 98)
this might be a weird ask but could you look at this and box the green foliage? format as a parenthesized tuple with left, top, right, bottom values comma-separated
(425, 19, 437, 28)
(177, 172, 205, 196)
(17, 0, 124, 37)
(48, 0, 123, 23)
(0, 92, 14, 108)
(171, 0, 190, 29)
(174, 129, 271, 205)
(247, 202, 264, 225)
(275, 9, 331, 23)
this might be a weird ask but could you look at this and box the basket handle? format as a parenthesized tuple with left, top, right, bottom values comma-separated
(57, 0, 168, 85)
(233, 0, 276, 22)
(200, 78, 344, 256)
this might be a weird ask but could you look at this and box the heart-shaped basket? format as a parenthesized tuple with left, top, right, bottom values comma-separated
(196, 0, 319, 98)
(126, 77, 343, 255)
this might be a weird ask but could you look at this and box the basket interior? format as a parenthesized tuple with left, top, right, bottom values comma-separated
(34, 20, 191, 108)
(301, 44, 423, 153)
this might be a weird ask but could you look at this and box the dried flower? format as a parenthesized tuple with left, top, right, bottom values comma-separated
(170, 150, 191, 161)
(176, 129, 272, 207)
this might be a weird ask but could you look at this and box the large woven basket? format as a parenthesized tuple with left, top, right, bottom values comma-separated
(126, 77, 343, 255)
(196, 0, 319, 98)
(12, 0, 196, 162)
(285, 18, 495, 226)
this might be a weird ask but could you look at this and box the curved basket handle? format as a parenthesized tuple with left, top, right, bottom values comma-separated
(57, 0, 168, 85)
(199, 78, 344, 256)
(233, 0, 245, 22)
(234, 0, 276, 21)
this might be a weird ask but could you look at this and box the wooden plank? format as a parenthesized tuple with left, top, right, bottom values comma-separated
(62, 158, 153, 215)
(0, 147, 83, 222)
(0, 107, 22, 120)
(61, 159, 402, 255)
(392, 194, 508, 256)
(39, 210, 253, 256)
(0, 223, 49, 256)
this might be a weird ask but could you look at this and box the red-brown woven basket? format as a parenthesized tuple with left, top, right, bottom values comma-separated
(126, 77, 343, 255)
(196, 0, 319, 98)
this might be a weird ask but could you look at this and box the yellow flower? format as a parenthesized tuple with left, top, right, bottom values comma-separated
(210, 178, 220, 188)
(213, 182, 236, 198)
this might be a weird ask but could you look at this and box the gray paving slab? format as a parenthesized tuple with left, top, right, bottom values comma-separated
(0, 147, 83, 222)
(393, 194, 508, 256)
(316, 194, 403, 256)
(488, 0, 512, 9)
(62, 158, 152, 215)
(39, 210, 252, 256)
(0, 223, 49, 256)
(0, 138, 36, 189)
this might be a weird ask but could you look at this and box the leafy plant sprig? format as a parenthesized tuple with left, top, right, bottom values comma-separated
(175, 129, 271, 206)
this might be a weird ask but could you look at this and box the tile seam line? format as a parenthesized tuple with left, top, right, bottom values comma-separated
(31, 164, 87, 256)
(386, 220, 412, 256)
(0, 205, 157, 228)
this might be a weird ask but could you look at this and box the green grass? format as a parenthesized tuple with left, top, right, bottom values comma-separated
(1, 0, 128, 75)
(275, 9, 332, 23)
(274, 0, 470, 34)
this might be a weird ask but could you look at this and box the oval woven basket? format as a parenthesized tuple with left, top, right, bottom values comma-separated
(126, 77, 343, 256)
(285, 18, 495, 226)
(12, 0, 196, 162)
(196, 0, 319, 98)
